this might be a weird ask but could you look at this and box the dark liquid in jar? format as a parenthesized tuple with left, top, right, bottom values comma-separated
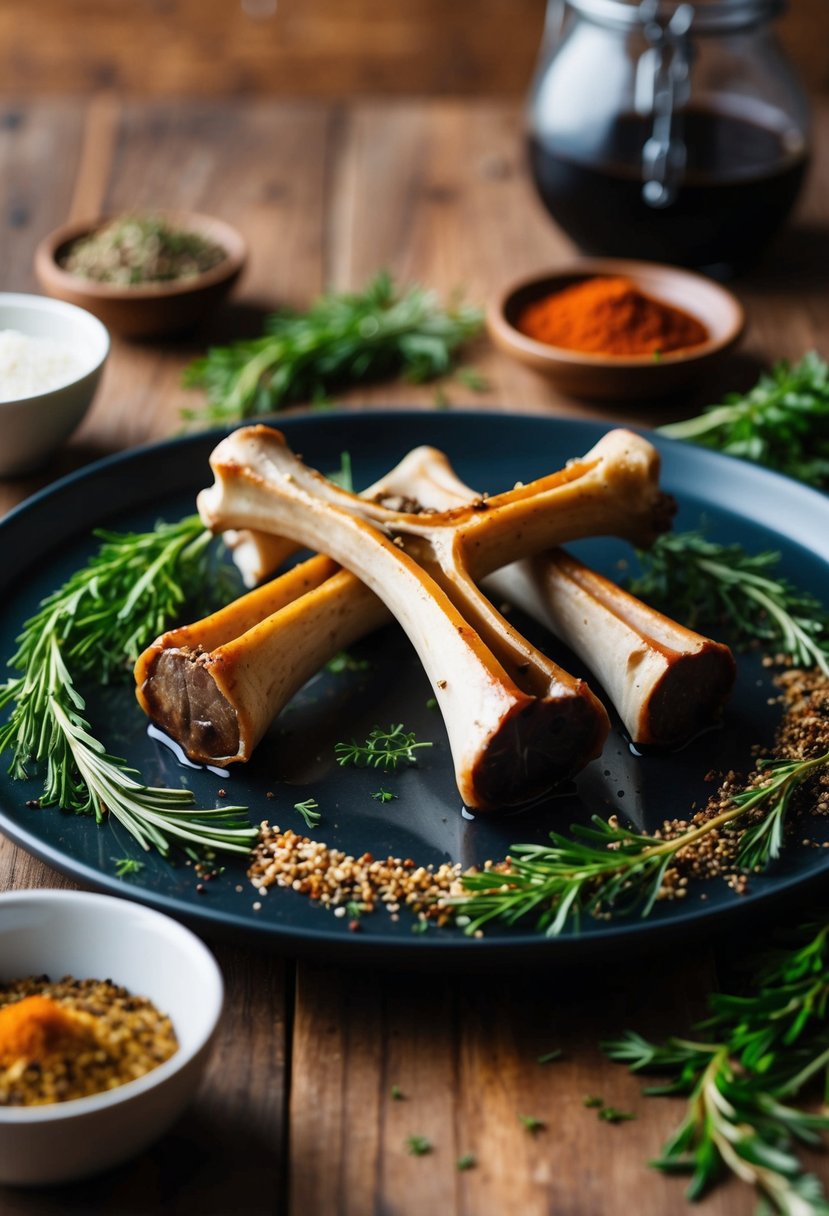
(528, 107, 808, 274)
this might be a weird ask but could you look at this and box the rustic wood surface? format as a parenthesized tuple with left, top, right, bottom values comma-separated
(0, 95, 828, 1214)
(2, 0, 827, 97)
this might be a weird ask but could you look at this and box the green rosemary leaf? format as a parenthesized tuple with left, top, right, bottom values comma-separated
(627, 530, 829, 675)
(183, 271, 483, 425)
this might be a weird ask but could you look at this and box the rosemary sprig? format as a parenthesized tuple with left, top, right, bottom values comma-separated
(627, 531, 829, 675)
(0, 516, 255, 858)
(451, 748, 829, 936)
(658, 351, 829, 489)
(334, 724, 433, 771)
(294, 797, 321, 830)
(183, 271, 483, 425)
(604, 921, 829, 1212)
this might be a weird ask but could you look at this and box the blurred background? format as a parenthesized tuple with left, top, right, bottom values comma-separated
(2, 0, 826, 99)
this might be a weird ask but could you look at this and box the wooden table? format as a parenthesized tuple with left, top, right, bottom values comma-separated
(1, 96, 828, 1216)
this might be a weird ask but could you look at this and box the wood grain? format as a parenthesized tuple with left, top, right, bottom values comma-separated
(0, 0, 825, 97)
(0, 95, 829, 1215)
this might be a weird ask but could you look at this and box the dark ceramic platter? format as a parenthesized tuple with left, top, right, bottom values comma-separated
(0, 411, 827, 966)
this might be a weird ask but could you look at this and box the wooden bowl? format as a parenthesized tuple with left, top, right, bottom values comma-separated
(35, 211, 247, 339)
(487, 259, 744, 401)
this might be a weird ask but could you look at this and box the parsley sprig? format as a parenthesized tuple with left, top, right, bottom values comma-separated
(183, 271, 483, 424)
(627, 531, 829, 675)
(659, 351, 829, 489)
(605, 921, 829, 1212)
(0, 516, 255, 858)
(335, 724, 432, 771)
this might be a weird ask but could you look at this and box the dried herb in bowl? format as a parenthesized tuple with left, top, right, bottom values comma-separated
(59, 215, 227, 287)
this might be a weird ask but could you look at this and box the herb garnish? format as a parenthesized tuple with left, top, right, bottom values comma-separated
(658, 351, 829, 489)
(456, 1152, 476, 1171)
(183, 271, 483, 424)
(406, 1135, 432, 1157)
(518, 1114, 546, 1135)
(450, 743, 829, 936)
(628, 531, 829, 675)
(335, 724, 433, 771)
(294, 798, 321, 830)
(605, 920, 829, 1211)
(113, 856, 145, 878)
(371, 788, 398, 804)
(0, 516, 255, 858)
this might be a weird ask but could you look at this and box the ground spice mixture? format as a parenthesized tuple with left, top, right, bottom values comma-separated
(248, 671, 829, 931)
(60, 215, 226, 286)
(516, 275, 709, 357)
(0, 976, 178, 1106)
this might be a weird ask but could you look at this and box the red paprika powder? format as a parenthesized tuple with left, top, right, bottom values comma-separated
(516, 276, 708, 357)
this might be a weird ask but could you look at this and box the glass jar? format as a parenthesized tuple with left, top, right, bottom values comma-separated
(527, 0, 810, 275)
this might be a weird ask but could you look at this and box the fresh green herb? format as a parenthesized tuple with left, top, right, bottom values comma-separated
(425, 697, 438, 711)
(450, 746, 829, 936)
(335, 724, 433, 771)
(457, 1152, 477, 1170)
(183, 271, 483, 424)
(537, 1049, 563, 1064)
(658, 351, 829, 489)
(324, 650, 371, 675)
(391, 1084, 405, 1101)
(345, 900, 364, 920)
(605, 920, 829, 1212)
(113, 856, 145, 878)
(598, 1106, 637, 1124)
(518, 1114, 546, 1135)
(406, 1135, 432, 1157)
(411, 919, 429, 935)
(294, 798, 321, 830)
(327, 451, 354, 492)
(627, 531, 829, 676)
(371, 787, 398, 804)
(583, 1095, 604, 1108)
(455, 367, 490, 392)
(0, 517, 254, 858)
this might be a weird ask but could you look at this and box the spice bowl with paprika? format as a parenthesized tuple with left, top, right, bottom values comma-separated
(488, 259, 744, 401)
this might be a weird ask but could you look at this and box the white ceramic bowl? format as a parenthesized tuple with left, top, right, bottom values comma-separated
(0, 293, 109, 477)
(0, 889, 223, 1186)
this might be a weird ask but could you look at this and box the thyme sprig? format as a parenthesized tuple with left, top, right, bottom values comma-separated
(335, 724, 433, 771)
(183, 271, 483, 424)
(627, 531, 829, 675)
(451, 748, 829, 936)
(0, 515, 255, 858)
(659, 351, 829, 489)
(604, 921, 829, 1212)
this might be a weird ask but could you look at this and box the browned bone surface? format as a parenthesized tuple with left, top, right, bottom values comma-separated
(2, 96, 829, 1216)
(139, 442, 733, 768)
(194, 426, 674, 807)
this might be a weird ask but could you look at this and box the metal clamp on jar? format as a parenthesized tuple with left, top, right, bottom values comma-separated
(527, 0, 810, 275)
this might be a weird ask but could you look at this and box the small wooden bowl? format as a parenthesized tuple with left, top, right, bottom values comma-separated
(35, 211, 247, 339)
(487, 259, 744, 401)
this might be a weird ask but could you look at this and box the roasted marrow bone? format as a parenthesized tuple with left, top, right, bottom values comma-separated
(371, 447, 736, 749)
(182, 425, 671, 809)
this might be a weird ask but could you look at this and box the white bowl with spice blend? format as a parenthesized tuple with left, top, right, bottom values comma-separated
(0, 889, 223, 1186)
(0, 293, 109, 476)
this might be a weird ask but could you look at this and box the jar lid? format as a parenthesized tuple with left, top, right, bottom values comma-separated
(568, 0, 785, 33)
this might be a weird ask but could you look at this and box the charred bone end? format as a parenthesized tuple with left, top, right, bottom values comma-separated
(642, 645, 737, 749)
(469, 690, 608, 812)
(138, 648, 241, 765)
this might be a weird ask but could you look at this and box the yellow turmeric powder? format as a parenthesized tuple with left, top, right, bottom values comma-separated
(0, 995, 95, 1066)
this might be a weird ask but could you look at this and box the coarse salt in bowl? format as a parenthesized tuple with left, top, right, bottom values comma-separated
(0, 889, 223, 1186)
(0, 293, 109, 477)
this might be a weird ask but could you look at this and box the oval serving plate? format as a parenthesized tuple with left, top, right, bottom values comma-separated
(0, 410, 827, 966)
